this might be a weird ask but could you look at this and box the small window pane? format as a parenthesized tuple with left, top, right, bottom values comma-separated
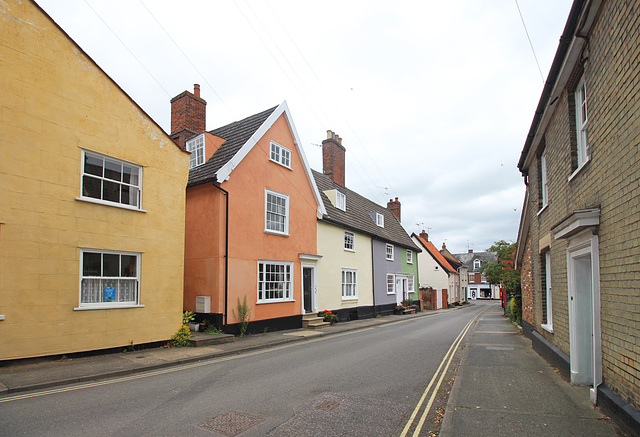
(103, 254, 119, 277)
(121, 255, 137, 277)
(122, 165, 138, 185)
(103, 180, 120, 203)
(104, 159, 122, 182)
(83, 252, 101, 276)
(84, 154, 103, 176)
(82, 175, 101, 199)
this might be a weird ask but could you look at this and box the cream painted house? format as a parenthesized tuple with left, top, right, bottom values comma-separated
(0, 0, 189, 360)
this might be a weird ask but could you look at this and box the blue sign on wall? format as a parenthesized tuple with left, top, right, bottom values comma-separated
(104, 287, 115, 302)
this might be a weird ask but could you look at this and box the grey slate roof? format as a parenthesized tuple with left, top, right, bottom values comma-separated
(453, 251, 497, 272)
(312, 169, 420, 252)
(187, 105, 278, 187)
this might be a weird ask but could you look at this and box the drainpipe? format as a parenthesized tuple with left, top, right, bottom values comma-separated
(211, 181, 229, 328)
(371, 239, 377, 316)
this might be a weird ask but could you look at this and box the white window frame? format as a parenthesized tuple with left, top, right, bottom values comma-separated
(257, 260, 294, 303)
(76, 249, 142, 310)
(406, 250, 413, 264)
(265, 189, 289, 235)
(80, 150, 142, 211)
(270, 141, 292, 169)
(473, 259, 481, 270)
(575, 76, 589, 169)
(341, 269, 358, 300)
(186, 134, 205, 168)
(344, 231, 355, 251)
(336, 191, 346, 211)
(541, 151, 549, 209)
(407, 275, 415, 293)
(386, 244, 394, 261)
(386, 273, 395, 294)
(469, 273, 475, 282)
(542, 251, 553, 333)
(376, 213, 384, 227)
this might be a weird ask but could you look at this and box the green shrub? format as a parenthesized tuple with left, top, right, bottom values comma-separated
(233, 295, 251, 337)
(171, 324, 192, 347)
(506, 297, 522, 325)
(182, 311, 195, 325)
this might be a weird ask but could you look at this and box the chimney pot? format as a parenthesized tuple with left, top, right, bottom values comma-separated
(194, 84, 200, 98)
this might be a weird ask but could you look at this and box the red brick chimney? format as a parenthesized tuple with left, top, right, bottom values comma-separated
(420, 230, 429, 242)
(322, 130, 346, 187)
(387, 197, 401, 223)
(442, 242, 446, 250)
(170, 84, 206, 150)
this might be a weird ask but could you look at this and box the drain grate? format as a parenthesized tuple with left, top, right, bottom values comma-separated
(315, 400, 341, 412)
(197, 411, 265, 436)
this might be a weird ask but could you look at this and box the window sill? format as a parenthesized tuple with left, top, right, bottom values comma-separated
(541, 323, 554, 334)
(342, 297, 358, 301)
(256, 299, 294, 304)
(74, 304, 145, 311)
(76, 197, 147, 213)
(344, 248, 355, 252)
(269, 159, 292, 170)
(567, 158, 590, 182)
(264, 230, 289, 237)
(537, 204, 548, 216)
(386, 258, 394, 262)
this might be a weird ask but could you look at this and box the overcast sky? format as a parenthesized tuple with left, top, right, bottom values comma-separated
(37, 0, 572, 254)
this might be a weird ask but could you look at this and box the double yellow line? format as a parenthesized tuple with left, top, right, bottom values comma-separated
(400, 313, 480, 436)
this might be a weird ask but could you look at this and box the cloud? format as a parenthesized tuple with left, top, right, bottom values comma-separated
(37, 0, 573, 253)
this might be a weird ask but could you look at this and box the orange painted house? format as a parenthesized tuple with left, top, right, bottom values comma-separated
(171, 86, 326, 333)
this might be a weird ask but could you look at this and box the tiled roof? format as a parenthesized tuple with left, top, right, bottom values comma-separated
(413, 235, 457, 274)
(454, 251, 497, 270)
(187, 106, 278, 187)
(312, 170, 420, 252)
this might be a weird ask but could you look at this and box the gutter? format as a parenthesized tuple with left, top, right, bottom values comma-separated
(211, 181, 229, 328)
(517, 0, 587, 173)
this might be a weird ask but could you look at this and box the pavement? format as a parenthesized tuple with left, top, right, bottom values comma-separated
(0, 303, 620, 436)
(439, 304, 619, 436)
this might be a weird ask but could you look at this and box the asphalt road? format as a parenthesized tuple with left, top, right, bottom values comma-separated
(0, 302, 493, 436)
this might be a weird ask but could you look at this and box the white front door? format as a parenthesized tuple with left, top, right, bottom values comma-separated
(566, 231, 602, 403)
(395, 276, 406, 305)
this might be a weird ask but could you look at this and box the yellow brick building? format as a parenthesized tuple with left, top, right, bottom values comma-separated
(0, 0, 189, 360)
(515, 1, 640, 434)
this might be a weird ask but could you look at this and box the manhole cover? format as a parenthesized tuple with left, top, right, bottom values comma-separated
(315, 400, 341, 411)
(197, 411, 265, 436)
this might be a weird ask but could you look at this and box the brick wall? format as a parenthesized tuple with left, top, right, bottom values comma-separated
(522, 0, 640, 412)
(170, 84, 206, 139)
(322, 130, 346, 187)
(521, 235, 534, 325)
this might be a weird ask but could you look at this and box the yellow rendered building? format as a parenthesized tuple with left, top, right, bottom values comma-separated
(0, 0, 190, 360)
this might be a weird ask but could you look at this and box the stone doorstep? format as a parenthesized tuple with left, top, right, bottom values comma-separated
(302, 315, 331, 329)
(190, 333, 236, 348)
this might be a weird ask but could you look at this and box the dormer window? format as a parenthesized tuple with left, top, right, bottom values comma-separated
(336, 191, 346, 211)
(473, 259, 482, 270)
(376, 213, 384, 227)
(270, 141, 291, 169)
(186, 134, 205, 168)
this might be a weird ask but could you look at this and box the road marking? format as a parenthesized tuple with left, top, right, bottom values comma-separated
(0, 326, 375, 403)
(400, 305, 493, 436)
